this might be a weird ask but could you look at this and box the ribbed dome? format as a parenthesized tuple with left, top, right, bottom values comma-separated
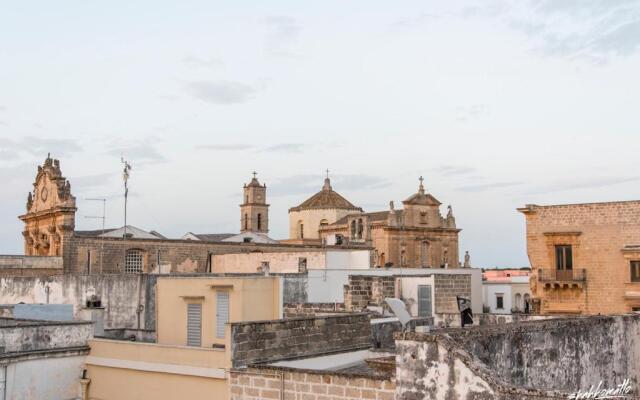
(289, 178, 362, 212)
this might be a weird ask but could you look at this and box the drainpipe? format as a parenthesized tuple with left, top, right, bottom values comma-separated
(0, 364, 6, 400)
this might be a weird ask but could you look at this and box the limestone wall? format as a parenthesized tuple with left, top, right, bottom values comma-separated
(230, 313, 371, 368)
(0, 255, 62, 276)
(229, 368, 395, 400)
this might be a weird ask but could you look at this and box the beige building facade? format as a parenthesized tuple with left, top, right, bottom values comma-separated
(319, 178, 460, 268)
(84, 275, 281, 400)
(519, 201, 640, 315)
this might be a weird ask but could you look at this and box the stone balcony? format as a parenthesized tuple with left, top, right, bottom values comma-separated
(539, 268, 586, 289)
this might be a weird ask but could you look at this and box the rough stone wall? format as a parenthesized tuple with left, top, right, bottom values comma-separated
(64, 235, 355, 274)
(520, 201, 640, 314)
(0, 255, 63, 277)
(280, 274, 308, 304)
(229, 368, 395, 400)
(283, 302, 346, 318)
(230, 313, 371, 367)
(433, 274, 471, 313)
(0, 274, 157, 330)
(395, 334, 564, 400)
(344, 276, 395, 311)
(0, 318, 93, 353)
(444, 314, 640, 392)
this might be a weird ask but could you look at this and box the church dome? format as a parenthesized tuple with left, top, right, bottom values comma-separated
(289, 177, 362, 212)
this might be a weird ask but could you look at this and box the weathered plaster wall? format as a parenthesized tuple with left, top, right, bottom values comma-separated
(3, 354, 87, 400)
(0, 318, 92, 353)
(445, 314, 640, 391)
(0, 274, 157, 330)
(396, 314, 640, 399)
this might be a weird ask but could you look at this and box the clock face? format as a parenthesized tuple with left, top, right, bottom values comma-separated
(257, 194, 262, 200)
(41, 187, 48, 201)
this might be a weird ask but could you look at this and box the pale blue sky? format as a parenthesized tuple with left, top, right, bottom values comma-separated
(1, 1, 639, 267)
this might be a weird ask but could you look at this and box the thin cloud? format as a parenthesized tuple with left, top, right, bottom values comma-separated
(434, 165, 477, 176)
(389, 13, 443, 29)
(263, 143, 305, 153)
(0, 136, 82, 158)
(72, 172, 116, 190)
(182, 55, 224, 69)
(186, 81, 259, 105)
(456, 105, 488, 122)
(456, 181, 524, 192)
(269, 173, 389, 197)
(0, 106, 6, 111)
(264, 16, 302, 57)
(196, 144, 256, 151)
(467, 1, 640, 64)
(528, 176, 640, 194)
(104, 139, 167, 165)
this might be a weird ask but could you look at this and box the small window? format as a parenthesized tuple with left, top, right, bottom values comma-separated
(244, 213, 248, 230)
(555, 245, 573, 270)
(243, 237, 252, 243)
(496, 294, 504, 310)
(257, 213, 262, 230)
(631, 261, 640, 282)
(298, 257, 307, 272)
(124, 249, 143, 274)
(187, 303, 202, 347)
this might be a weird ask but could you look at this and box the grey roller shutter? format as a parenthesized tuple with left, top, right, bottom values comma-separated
(216, 291, 229, 338)
(187, 303, 202, 347)
(418, 285, 432, 317)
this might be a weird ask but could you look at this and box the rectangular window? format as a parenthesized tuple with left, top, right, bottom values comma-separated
(496, 294, 504, 310)
(187, 303, 202, 347)
(417, 285, 432, 317)
(555, 245, 573, 270)
(216, 291, 229, 338)
(631, 261, 640, 282)
(298, 257, 307, 272)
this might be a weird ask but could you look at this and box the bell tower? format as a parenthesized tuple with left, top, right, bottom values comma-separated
(240, 172, 269, 233)
(19, 154, 77, 256)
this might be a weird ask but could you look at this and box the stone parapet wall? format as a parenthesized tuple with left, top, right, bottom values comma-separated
(0, 255, 63, 277)
(230, 313, 371, 368)
(229, 368, 395, 400)
(0, 318, 93, 353)
(283, 302, 346, 318)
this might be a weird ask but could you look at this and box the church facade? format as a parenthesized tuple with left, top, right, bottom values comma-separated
(289, 176, 461, 268)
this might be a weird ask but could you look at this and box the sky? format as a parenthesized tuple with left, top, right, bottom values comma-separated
(1, 1, 639, 267)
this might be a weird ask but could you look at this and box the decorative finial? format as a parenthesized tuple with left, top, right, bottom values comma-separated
(252, 171, 257, 179)
(323, 170, 332, 191)
(418, 176, 425, 194)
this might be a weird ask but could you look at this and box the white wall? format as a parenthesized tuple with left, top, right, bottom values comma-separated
(483, 283, 512, 314)
(3, 355, 86, 400)
(398, 277, 434, 317)
(325, 250, 370, 270)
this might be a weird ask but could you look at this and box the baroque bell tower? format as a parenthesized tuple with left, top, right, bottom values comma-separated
(240, 172, 269, 233)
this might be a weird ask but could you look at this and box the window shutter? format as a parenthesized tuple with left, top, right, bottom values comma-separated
(417, 285, 432, 317)
(216, 291, 229, 338)
(187, 303, 202, 347)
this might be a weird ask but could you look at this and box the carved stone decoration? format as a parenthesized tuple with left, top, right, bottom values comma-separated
(19, 155, 77, 256)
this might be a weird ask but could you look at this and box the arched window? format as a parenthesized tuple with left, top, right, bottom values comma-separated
(515, 293, 522, 311)
(125, 249, 143, 274)
(350, 220, 357, 239)
(319, 219, 329, 229)
(257, 213, 262, 230)
(357, 219, 363, 239)
(244, 213, 248, 230)
(297, 220, 304, 239)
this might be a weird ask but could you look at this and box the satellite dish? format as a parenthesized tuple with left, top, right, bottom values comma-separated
(385, 298, 412, 328)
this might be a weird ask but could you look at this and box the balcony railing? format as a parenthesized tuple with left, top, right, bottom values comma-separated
(539, 268, 586, 282)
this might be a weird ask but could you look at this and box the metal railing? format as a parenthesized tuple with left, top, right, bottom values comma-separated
(539, 268, 586, 282)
